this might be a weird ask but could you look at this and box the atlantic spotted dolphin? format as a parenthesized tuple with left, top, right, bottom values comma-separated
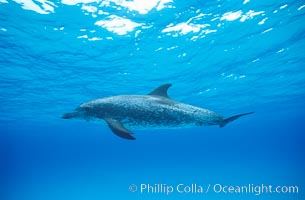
(62, 84, 253, 140)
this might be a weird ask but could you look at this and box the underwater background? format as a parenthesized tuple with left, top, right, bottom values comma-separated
(1, 0, 305, 199)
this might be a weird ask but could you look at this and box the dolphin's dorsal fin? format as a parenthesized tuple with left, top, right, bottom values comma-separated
(148, 84, 172, 98)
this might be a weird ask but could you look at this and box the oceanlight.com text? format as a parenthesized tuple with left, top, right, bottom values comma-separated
(129, 183, 299, 196)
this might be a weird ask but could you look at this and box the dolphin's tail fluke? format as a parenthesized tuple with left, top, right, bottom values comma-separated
(220, 112, 254, 128)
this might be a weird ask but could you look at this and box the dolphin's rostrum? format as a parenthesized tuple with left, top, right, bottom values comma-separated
(62, 84, 253, 140)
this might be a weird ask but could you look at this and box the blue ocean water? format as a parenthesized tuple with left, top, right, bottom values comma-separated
(1, 0, 305, 199)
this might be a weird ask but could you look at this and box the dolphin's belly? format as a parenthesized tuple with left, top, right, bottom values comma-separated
(121, 108, 196, 128)
(95, 95, 222, 128)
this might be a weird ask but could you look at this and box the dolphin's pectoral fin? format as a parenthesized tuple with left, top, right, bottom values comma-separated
(148, 83, 172, 98)
(104, 118, 136, 140)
